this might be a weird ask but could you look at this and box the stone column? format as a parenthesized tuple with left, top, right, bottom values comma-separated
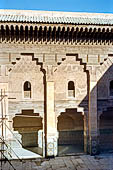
(88, 67, 99, 155)
(84, 113, 88, 153)
(46, 81, 58, 157)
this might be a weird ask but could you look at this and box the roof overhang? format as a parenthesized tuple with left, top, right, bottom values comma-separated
(0, 9, 113, 25)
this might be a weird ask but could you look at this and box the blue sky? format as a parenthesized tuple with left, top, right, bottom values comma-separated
(0, 0, 113, 13)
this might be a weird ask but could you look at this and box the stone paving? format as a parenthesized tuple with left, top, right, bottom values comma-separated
(0, 154, 113, 170)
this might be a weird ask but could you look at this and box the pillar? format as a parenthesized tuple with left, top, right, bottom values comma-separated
(84, 113, 88, 153)
(88, 68, 99, 155)
(46, 81, 58, 157)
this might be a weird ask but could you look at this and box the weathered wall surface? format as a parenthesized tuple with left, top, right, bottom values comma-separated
(54, 56, 87, 101)
(0, 43, 112, 126)
(0, 41, 113, 156)
(7, 54, 44, 116)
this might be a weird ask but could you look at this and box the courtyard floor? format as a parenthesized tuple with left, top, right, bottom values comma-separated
(0, 153, 113, 170)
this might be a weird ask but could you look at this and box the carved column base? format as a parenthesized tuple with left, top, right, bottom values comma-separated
(88, 136, 99, 155)
(46, 131, 58, 157)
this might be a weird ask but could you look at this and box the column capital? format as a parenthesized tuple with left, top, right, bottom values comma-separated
(86, 65, 98, 82)
(43, 65, 54, 82)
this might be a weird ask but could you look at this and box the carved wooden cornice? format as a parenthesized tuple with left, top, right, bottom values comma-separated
(0, 24, 113, 45)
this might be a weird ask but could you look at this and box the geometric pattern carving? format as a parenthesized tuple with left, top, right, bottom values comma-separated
(8, 55, 40, 73)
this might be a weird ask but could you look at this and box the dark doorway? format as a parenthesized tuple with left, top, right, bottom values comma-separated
(99, 109, 113, 153)
(57, 109, 84, 156)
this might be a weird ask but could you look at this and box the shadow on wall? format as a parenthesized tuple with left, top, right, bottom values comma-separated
(57, 54, 113, 155)
(78, 57, 113, 154)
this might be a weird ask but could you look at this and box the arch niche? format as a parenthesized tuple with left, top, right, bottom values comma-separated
(99, 108, 113, 152)
(57, 109, 84, 156)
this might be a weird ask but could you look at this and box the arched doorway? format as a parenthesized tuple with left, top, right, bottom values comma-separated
(13, 109, 43, 155)
(99, 108, 113, 153)
(57, 109, 84, 156)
